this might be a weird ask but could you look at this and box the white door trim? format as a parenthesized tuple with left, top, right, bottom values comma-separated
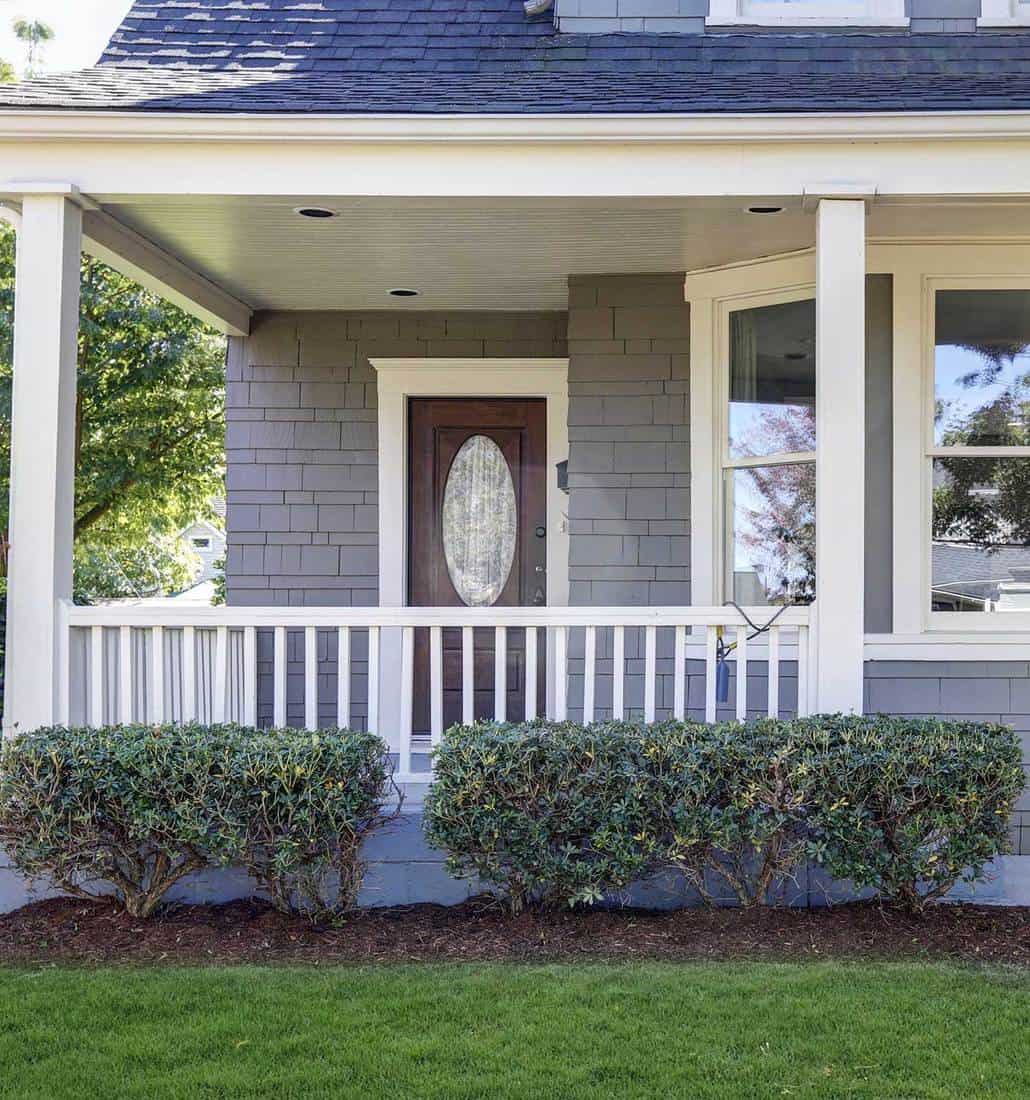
(371, 357, 570, 610)
(371, 357, 569, 744)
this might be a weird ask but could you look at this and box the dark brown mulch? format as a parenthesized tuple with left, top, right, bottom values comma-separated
(1, 896, 1029, 967)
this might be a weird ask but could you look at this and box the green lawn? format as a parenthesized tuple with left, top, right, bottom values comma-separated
(1, 962, 1027, 1099)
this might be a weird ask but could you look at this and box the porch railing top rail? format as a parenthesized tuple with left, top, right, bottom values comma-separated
(62, 601, 813, 630)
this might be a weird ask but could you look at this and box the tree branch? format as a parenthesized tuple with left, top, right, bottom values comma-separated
(74, 415, 220, 538)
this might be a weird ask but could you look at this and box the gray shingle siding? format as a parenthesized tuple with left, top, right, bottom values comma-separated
(567, 274, 691, 610)
(226, 308, 567, 609)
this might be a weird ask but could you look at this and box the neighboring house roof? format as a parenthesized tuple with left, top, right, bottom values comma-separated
(932, 542, 1030, 599)
(0, 1, 1029, 114)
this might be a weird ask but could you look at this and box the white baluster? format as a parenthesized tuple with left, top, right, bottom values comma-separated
(273, 625, 287, 728)
(767, 625, 780, 719)
(735, 625, 748, 722)
(119, 625, 132, 724)
(367, 626, 380, 732)
(90, 625, 104, 728)
(304, 625, 318, 731)
(612, 626, 625, 721)
(797, 624, 810, 718)
(243, 626, 257, 727)
(182, 625, 197, 722)
(399, 625, 414, 776)
(524, 625, 537, 721)
(554, 626, 568, 721)
(461, 625, 474, 725)
(704, 625, 718, 724)
(151, 626, 165, 724)
(673, 624, 686, 721)
(644, 624, 657, 723)
(336, 626, 350, 728)
(430, 625, 443, 744)
(494, 625, 506, 722)
(214, 625, 228, 724)
(582, 625, 596, 724)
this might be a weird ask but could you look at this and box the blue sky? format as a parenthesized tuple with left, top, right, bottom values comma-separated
(0, 0, 132, 74)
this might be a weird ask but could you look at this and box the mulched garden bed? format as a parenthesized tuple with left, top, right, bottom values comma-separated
(2, 896, 1028, 966)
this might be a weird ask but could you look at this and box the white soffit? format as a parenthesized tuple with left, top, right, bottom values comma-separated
(94, 195, 1030, 313)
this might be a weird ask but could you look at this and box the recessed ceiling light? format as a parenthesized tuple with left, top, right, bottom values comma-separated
(388, 288, 420, 297)
(294, 206, 336, 219)
(746, 205, 785, 215)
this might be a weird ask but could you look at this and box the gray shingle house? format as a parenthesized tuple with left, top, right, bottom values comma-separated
(2, 0, 1030, 905)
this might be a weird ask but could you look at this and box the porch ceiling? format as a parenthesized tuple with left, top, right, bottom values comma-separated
(94, 194, 1030, 313)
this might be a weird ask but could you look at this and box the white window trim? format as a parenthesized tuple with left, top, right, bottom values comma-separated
(877, 242, 1030, 638)
(706, 0, 908, 27)
(978, 0, 1030, 27)
(921, 274, 1030, 633)
(687, 252, 817, 607)
(690, 243, 1030, 653)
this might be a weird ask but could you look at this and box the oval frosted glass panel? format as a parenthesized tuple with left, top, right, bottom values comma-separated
(442, 435, 517, 607)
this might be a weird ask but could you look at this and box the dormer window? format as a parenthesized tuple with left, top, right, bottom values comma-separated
(706, 0, 908, 26)
(979, 0, 1030, 26)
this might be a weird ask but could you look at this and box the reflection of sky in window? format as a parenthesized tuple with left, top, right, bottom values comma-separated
(730, 466, 815, 595)
(729, 402, 816, 459)
(934, 344, 1030, 445)
(733, 470, 766, 572)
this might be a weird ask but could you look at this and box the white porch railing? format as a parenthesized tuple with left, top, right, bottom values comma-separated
(60, 602, 815, 781)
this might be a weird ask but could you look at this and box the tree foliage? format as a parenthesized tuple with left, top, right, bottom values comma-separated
(733, 404, 816, 604)
(0, 222, 226, 599)
(933, 346, 1030, 551)
(12, 18, 54, 77)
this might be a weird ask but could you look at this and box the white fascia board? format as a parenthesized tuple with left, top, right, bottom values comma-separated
(5, 111, 1030, 201)
(4, 109, 1030, 144)
(81, 208, 252, 336)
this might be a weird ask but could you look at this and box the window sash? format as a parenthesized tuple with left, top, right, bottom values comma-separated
(925, 280, 1030, 625)
(720, 288, 817, 601)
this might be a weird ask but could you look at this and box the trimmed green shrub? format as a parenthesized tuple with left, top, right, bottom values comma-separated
(423, 721, 676, 911)
(0, 724, 240, 917)
(231, 727, 398, 917)
(424, 716, 1024, 912)
(804, 715, 1024, 911)
(0, 724, 396, 919)
(664, 719, 829, 907)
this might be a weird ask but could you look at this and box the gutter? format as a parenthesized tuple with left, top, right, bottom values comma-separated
(3, 108, 1030, 144)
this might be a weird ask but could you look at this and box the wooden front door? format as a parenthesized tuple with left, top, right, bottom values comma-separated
(409, 397, 547, 728)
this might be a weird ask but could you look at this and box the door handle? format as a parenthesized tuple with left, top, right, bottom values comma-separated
(535, 565, 546, 574)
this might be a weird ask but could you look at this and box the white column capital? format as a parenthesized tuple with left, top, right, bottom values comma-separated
(814, 197, 867, 714)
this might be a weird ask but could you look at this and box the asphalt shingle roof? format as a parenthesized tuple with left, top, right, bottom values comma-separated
(1, 0, 1029, 114)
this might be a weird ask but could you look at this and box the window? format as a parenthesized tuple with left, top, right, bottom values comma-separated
(929, 288, 1030, 615)
(722, 296, 816, 606)
(978, 0, 1030, 27)
(192, 537, 211, 550)
(706, 0, 907, 26)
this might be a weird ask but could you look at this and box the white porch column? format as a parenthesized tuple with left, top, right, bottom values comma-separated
(3, 193, 82, 734)
(814, 198, 866, 714)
